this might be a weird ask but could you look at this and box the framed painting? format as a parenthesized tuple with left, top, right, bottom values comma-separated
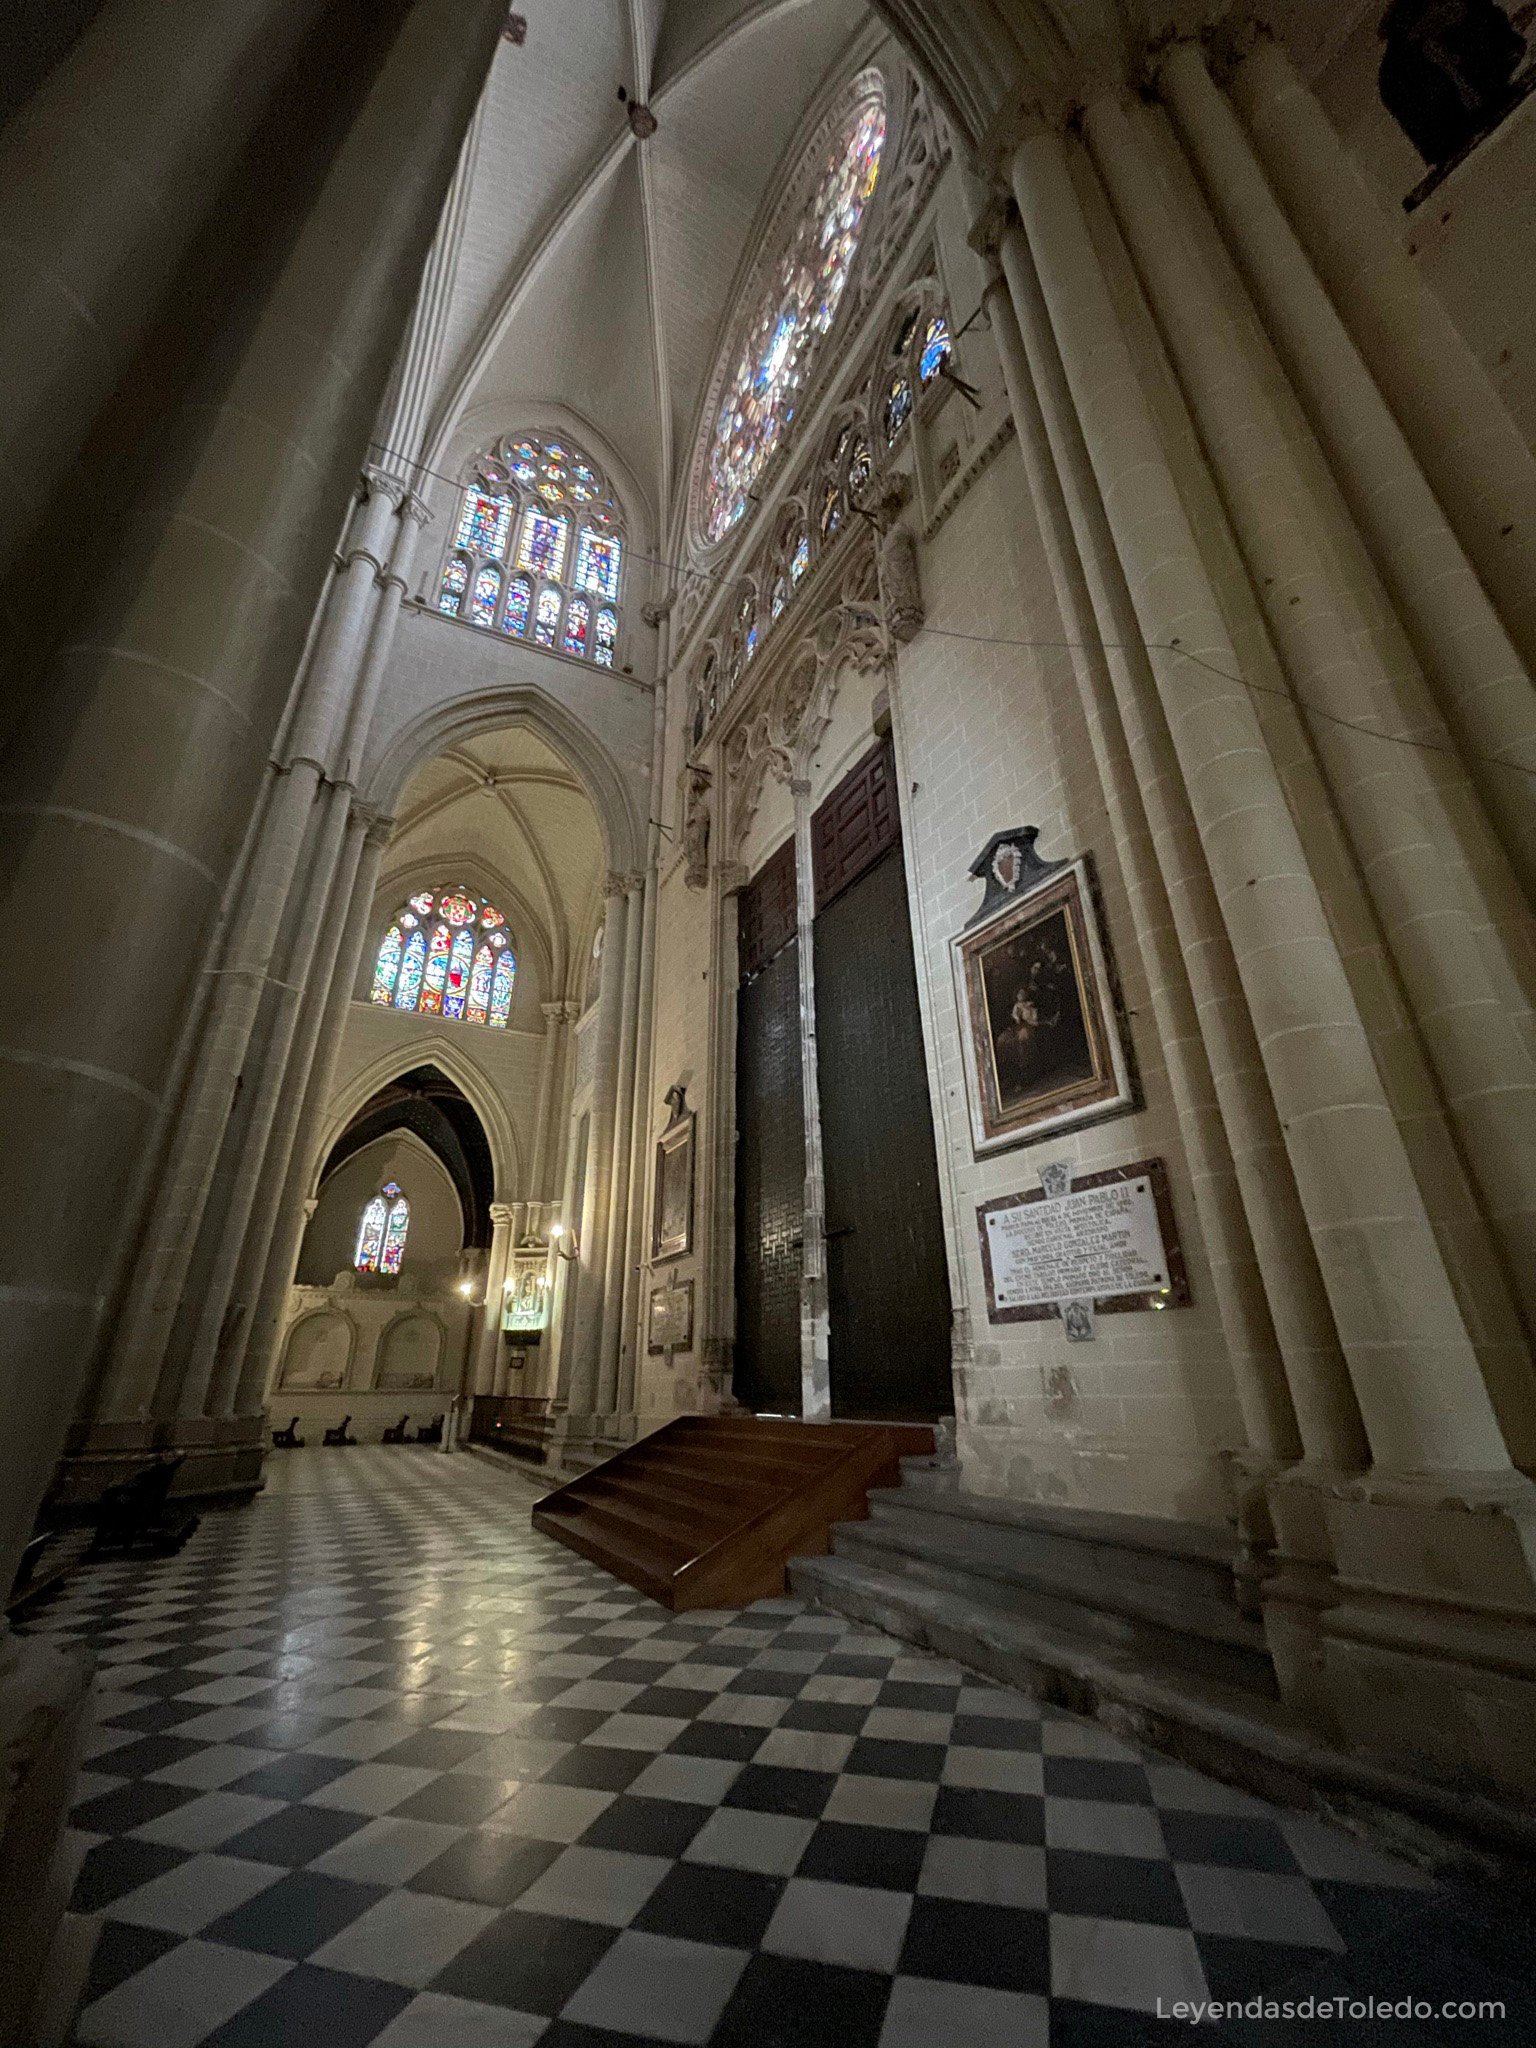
(951, 850, 1135, 1156)
(651, 1109, 695, 1262)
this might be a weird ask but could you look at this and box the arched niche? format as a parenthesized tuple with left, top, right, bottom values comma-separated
(375, 1310, 445, 1391)
(278, 1310, 355, 1392)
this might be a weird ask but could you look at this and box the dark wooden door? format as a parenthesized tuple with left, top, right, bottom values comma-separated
(733, 841, 804, 1414)
(813, 750, 952, 1419)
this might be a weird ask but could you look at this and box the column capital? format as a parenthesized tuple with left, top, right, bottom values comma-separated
(641, 592, 677, 627)
(541, 999, 568, 1023)
(489, 1202, 517, 1228)
(358, 807, 396, 849)
(361, 463, 412, 510)
(562, 999, 584, 1021)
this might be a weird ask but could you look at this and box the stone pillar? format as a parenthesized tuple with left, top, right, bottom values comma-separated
(1227, 31, 1536, 683)
(790, 778, 832, 1421)
(981, 249, 1302, 1471)
(1084, 90, 1536, 1443)
(598, 871, 644, 1422)
(0, 0, 507, 1597)
(0, 0, 337, 589)
(475, 1203, 515, 1397)
(565, 883, 629, 1433)
(1158, 41, 1536, 899)
(1010, 126, 1510, 1480)
(529, 1002, 566, 1200)
(228, 808, 392, 1417)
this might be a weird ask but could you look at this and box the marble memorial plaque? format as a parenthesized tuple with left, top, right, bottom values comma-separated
(976, 1158, 1189, 1323)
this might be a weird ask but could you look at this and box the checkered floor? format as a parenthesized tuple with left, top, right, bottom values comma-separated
(22, 1447, 1528, 2046)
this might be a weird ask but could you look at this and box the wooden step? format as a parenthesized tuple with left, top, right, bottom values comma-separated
(533, 1415, 934, 1610)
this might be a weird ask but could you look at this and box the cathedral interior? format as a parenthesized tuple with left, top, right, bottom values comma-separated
(2, 0, 1536, 2041)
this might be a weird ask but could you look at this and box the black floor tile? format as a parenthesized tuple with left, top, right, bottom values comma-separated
(1042, 1757, 1153, 1804)
(518, 1706, 613, 1742)
(430, 1906, 619, 2013)
(724, 1764, 836, 1819)
(77, 1917, 180, 2002)
(1160, 1810, 1300, 1873)
(795, 1820, 927, 1892)
(725, 1668, 809, 1698)
(1051, 1998, 1198, 2046)
(626, 1685, 716, 1718)
(241, 1711, 351, 1751)
(392, 1773, 521, 1825)
(778, 1700, 870, 1737)
(90, 1733, 206, 1779)
(900, 1894, 1050, 1992)
(205, 1869, 387, 1960)
(71, 1778, 198, 1835)
(229, 1751, 356, 1800)
(845, 1738, 948, 1782)
(1046, 1848, 1190, 1926)
(711, 1952, 890, 2048)
(820, 1655, 895, 1678)
(199, 1963, 412, 2045)
(217, 1802, 370, 1867)
(409, 1830, 564, 1907)
(950, 1712, 1039, 1750)
(635, 1861, 788, 1951)
(579, 1793, 709, 1857)
(372, 1726, 494, 1769)
(668, 1719, 768, 1762)
(541, 1743, 654, 1793)
(930, 1786, 1046, 1844)
(1195, 1930, 1349, 2001)
(71, 1835, 188, 1912)
(875, 1681, 960, 1711)
(99, 1696, 213, 1735)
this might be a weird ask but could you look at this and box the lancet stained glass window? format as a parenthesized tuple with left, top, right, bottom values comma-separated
(700, 84, 886, 545)
(370, 890, 515, 1028)
(438, 430, 624, 663)
(356, 1182, 409, 1273)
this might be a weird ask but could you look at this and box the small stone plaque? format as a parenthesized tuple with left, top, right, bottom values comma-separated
(976, 1158, 1189, 1324)
(648, 1278, 694, 1355)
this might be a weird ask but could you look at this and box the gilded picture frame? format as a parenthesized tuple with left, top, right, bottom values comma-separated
(651, 1110, 695, 1262)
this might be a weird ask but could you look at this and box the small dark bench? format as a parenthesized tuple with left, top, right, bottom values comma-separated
(415, 1414, 444, 1445)
(322, 1416, 357, 1446)
(272, 1416, 304, 1448)
(90, 1456, 199, 1558)
(381, 1414, 410, 1444)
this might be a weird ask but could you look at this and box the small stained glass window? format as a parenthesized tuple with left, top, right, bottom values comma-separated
(419, 924, 451, 1014)
(883, 374, 913, 444)
(467, 943, 494, 1024)
(355, 1195, 387, 1272)
(395, 928, 427, 1009)
(594, 607, 618, 667)
(455, 492, 514, 558)
(534, 586, 561, 647)
(517, 508, 570, 581)
(443, 928, 475, 1020)
(918, 314, 951, 385)
(490, 950, 516, 1027)
(504, 575, 532, 636)
(819, 478, 843, 538)
(574, 528, 621, 603)
(790, 532, 809, 583)
(563, 596, 590, 657)
(380, 1191, 410, 1274)
(437, 557, 468, 616)
(371, 925, 402, 1005)
(470, 565, 499, 628)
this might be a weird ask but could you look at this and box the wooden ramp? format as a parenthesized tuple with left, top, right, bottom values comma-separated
(532, 1414, 934, 1610)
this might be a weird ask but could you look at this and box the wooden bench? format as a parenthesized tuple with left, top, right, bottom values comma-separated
(322, 1416, 357, 1446)
(415, 1415, 444, 1445)
(381, 1414, 411, 1444)
(271, 1416, 304, 1447)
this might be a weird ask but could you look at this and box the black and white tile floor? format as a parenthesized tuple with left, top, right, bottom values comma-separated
(23, 1448, 1528, 2046)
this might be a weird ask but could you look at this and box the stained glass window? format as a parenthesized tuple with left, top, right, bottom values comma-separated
(438, 557, 469, 616)
(790, 532, 809, 582)
(574, 528, 621, 603)
(440, 432, 624, 660)
(419, 924, 451, 1014)
(395, 928, 427, 1009)
(504, 575, 532, 637)
(467, 943, 494, 1024)
(371, 924, 402, 1005)
(819, 477, 843, 538)
(372, 890, 515, 1028)
(771, 577, 788, 619)
(594, 607, 618, 667)
(517, 509, 569, 581)
(443, 927, 475, 1019)
(490, 950, 516, 1027)
(470, 565, 499, 628)
(355, 1196, 387, 1272)
(883, 374, 913, 444)
(380, 1192, 410, 1274)
(700, 85, 886, 545)
(918, 315, 951, 385)
(455, 491, 514, 558)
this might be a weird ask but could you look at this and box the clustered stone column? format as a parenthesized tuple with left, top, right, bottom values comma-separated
(920, 0, 1536, 1797)
(0, 0, 507, 2032)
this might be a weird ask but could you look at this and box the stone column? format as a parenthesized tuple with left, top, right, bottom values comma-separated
(1011, 126, 1510, 1480)
(598, 872, 644, 1422)
(1227, 31, 1536, 682)
(982, 248, 1302, 1471)
(529, 1002, 566, 1200)
(1158, 42, 1536, 899)
(227, 808, 392, 1417)
(475, 1203, 516, 1397)
(790, 778, 832, 1421)
(565, 884, 629, 1433)
(0, 0, 507, 1594)
(1083, 90, 1536, 1447)
(0, 0, 337, 588)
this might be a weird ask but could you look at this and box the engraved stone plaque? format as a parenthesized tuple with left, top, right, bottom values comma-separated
(976, 1158, 1189, 1324)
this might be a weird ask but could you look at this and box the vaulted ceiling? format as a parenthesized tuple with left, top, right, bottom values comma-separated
(424, 0, 873, 545)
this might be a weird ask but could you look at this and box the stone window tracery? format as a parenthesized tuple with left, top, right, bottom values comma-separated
(370, 887, 515, 1027)
(437, 432, 623, 665)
